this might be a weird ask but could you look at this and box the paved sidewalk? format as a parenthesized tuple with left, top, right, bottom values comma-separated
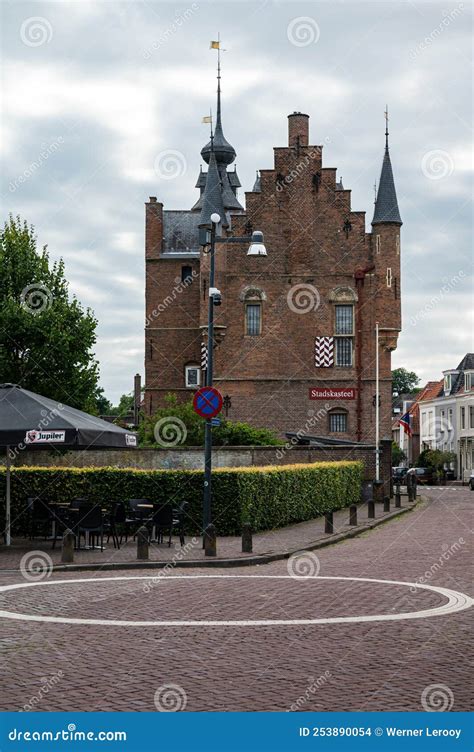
(0, 497, 415, 570)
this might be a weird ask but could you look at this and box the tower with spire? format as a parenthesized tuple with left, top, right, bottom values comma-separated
(144, 73, 403, 458)
(371, 106, 402, 347)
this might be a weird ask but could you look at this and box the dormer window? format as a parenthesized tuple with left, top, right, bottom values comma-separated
(465, 372, 473, 391)
(443, 370, 459, 396)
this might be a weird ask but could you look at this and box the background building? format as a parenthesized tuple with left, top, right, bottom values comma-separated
(145, 75, 403, 440)
(418, 354, 474, 480)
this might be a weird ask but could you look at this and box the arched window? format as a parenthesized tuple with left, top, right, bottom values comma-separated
(240, 287, 266, 336)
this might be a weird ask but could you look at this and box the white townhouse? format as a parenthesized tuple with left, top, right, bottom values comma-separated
(419, 354, 474, 481)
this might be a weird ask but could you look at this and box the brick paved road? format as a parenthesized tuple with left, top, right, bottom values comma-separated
(0, 487, 472, 712)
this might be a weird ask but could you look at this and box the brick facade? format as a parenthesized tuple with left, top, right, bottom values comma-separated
(145, 111, 402, 441)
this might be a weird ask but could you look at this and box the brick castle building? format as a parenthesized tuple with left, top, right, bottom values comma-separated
(144, 71, 402, 441)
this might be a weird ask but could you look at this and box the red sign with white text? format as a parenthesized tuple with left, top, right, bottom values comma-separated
(309, 387, 356, 400)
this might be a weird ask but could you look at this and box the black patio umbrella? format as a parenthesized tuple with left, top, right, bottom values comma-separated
(0, 383, 138, 545)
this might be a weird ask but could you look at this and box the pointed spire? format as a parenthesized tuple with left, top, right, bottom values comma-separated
(198, 147, 228, 228)
(201, 37, 236, 166)
(252, 170, 261, 192)
(372, 107, 402, 226)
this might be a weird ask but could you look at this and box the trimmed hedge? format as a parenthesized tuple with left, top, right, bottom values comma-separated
(0, 461, 363, 536)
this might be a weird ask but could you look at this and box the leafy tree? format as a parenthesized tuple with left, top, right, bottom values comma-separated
(0, 216, 100, 410)
(392, 367, 420, 396)
(95, 388, 114, 416)
(417, 449, 456, 470)
(392, 441, 406, 466)
(139, 394, 282, 447)
(113, 393, 135, 417)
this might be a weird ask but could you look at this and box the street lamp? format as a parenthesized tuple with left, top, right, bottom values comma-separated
(201, 219, 267, 555)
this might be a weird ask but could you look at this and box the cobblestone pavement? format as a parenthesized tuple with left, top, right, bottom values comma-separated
(0, 487, 472, 712)
(0, 497, 414, 569)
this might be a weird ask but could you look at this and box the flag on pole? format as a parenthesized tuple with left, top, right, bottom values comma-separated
(399, 411, 412, 437)
(202, 115, 212, 124)
(210, 40, 220, 49)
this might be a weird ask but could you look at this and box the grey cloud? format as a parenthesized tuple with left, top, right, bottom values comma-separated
(2, 0, 472, 399)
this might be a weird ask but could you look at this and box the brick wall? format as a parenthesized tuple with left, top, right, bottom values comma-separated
(145, 114, 401, 441)
(14, 441, 392, 495)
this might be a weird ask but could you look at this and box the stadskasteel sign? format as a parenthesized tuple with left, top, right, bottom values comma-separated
(24, 430, 66, 444)
(309, 387, 356, 400)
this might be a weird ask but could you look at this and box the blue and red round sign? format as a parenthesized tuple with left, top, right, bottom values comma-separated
(193, 387, 223, 419)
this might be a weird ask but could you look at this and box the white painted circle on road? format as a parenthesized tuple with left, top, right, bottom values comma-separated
(0, 575, 471, 627)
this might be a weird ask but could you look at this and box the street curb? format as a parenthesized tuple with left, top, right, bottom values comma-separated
(38, 497, 423, 574)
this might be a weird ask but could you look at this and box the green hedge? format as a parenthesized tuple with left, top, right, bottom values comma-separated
(0, 461, 363, 536)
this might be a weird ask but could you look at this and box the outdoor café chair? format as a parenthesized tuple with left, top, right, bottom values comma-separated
(105, 501, 126, 549)
(50, 503, 76, 550)
(76, 503, 104, 551)
(124, 499, 151, 542)
(27, 497, 52, 541)
(173, 501, 188, 547)
(150, 504, 174, 547)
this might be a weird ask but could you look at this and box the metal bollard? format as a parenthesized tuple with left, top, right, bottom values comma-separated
(242, 523, 253, 553)
(367, 500, 375, 519)
(349, 505, 357, 526)
(395, 482, 401, 508)
(204, 523, 217, 557)
(383, 496, 390, 513)
(324, 511, 334, 534)
(61, 529, 75, 563)
(136, 526, 149, 560)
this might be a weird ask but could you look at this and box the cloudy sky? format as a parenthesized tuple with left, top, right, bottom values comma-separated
(2, 0, 472, 401)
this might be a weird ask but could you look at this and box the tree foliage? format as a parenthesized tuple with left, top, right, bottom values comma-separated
(417, 449, 456, 470)
(0, 216, 100, 410)
(392, 367, 420, 396)
(139, 394, 282, 447)
(392, 441, 406, 466)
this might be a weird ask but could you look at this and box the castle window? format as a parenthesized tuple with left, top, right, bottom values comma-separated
(246, 304, 261, 336)
(334, 304, 353, 367)
(396, 236, 400, 255)
(181, 265, 193, 284)
(329, 411, 348, 433)
(241, 286, 266, 336)
(375, 235, 381, 254)
(386, 267, 392, 287)
(185, 365, 200, 388)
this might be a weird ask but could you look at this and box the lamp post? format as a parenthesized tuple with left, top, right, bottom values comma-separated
(201, 222, 267, 555)
(202, 212, 221, 550)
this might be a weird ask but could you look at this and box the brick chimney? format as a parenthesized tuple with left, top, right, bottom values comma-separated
(288, 112, 309, 147)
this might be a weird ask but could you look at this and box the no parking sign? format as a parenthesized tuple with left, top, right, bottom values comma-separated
(193, 386, 223, 420)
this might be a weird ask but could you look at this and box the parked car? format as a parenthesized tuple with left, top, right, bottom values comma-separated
(412, 467, 435, 485)
(469, 472, 474, 491)
(392, 467, 407, 484)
